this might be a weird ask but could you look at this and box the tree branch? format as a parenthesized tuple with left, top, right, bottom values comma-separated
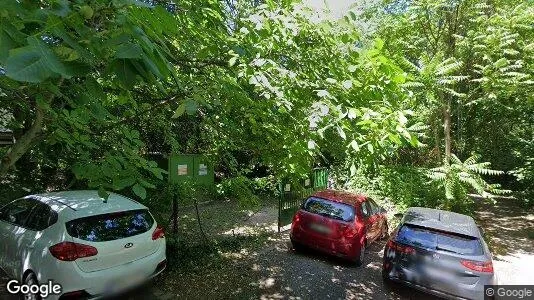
(0, 102, 46, 178)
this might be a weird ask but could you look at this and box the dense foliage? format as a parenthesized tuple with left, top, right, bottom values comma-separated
(0, 0, 532, 212)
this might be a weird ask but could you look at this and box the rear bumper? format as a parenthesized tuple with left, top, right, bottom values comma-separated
(41, 242, 166, 300)
(290, 229, 359, 261)
(383, 265, 495, 300)
(387, 276, 471, 300)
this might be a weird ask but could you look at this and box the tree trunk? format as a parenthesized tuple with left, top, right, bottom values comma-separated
(0, 104, 45, 178)
(434, 112, 442, 162)
(443, 97, 452, 164)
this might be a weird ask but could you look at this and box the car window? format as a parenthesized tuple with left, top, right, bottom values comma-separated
(302, 197, 355, 222)
(361, 201, 370, 218)
(368, 199, 379, 215)
(0, 198, 37, 227)
(397, 224, 483, 255)
(26, 202, 58, 231)
(66, 209, 154, 242)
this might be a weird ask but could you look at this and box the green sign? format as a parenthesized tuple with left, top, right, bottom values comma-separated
(168, 154, 214, 186)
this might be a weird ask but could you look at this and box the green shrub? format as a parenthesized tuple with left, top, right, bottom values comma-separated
(510, 157, 534, 207)
(216, 176, 260, 209)
(348, 166, 444, 211)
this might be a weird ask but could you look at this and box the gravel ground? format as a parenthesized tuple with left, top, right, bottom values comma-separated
(251, 233, 432, 300)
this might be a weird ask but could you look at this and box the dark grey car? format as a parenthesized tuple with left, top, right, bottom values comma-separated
(382, 207, 496, 299)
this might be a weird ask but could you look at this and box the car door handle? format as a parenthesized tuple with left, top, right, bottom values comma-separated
(26, 244, 35, 249)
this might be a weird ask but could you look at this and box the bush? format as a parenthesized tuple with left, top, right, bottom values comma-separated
(346, 166, 445, 211)
(216, 176, 260, 209)
(510, 157, 534, 207)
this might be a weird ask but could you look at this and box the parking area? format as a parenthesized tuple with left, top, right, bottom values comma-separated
(1, 197, 533, 299)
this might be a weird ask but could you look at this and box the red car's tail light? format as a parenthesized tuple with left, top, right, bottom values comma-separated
(293, 212, 300, 224)
(152, 225, 165, 240)
(461, 260, 494, 273)
(49, 242, 98, 261)
(386, 240, 416, 254)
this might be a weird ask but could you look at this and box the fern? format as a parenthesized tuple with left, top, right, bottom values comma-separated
(426, 154, 511, 210)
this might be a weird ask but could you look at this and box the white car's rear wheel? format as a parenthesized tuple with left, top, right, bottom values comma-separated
(22, 272, 41, 300)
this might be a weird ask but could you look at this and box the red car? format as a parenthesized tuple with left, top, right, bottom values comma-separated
(290, 190, 388, 265)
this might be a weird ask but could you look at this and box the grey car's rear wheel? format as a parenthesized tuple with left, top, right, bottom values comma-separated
(22, 272, 41, 300)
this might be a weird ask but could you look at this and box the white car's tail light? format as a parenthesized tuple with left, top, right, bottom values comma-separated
(152, 225, 165, 240)
(49, 241, 98, 261)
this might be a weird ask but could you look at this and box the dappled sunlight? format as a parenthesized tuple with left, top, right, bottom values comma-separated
(475, 198, 534, 285)
(245, 233, 429, 299)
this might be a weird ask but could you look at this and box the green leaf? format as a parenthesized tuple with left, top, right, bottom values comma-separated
(132, 183, 147, 199)
(374, 38, 384, 51)
(350, 163, 357, 176)
(55, 46, 79, 61)
(79, 5, 94, 19)
(229, 56, 238, 67)
(113, 177, 136, 190)
(367, 143, 374, 154)
(111, 59, 138, 88)
(27, 36, 70, 77)
(172, 103, 186, 118)
(5, 46, 50, 83)
(350, 140, 359, 151)
(388, 133, 401, 145)
(337, 126, 346, 140)
(115, 43, 143, 59)
(0, 29, 16, 64)
(494, 58, 508, 68)
(185, 99, 199, 114)
(51, 0, 71, 17)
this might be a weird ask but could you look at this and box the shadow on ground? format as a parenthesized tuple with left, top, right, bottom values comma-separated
(249, 234, 431, 300)
(475, 198, 534, 284)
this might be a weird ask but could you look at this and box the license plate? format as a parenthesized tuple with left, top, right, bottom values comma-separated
(105, 272, 146, 294)
(310, 223, 331, 234)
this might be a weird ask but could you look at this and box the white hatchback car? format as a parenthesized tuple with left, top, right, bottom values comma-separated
(0, 190, 166, 300)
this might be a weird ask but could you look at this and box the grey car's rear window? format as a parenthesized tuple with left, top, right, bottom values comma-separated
(397, 224, 483, 255)
(66, 209, 154, 242)
(302, 197, 355, 222)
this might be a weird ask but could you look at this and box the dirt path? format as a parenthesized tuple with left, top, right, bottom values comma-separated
(475, 198, 534, 285)
(251, 233, 431, 300)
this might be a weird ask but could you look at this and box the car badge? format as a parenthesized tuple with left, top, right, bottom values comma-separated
(124, 242, 133, 248)
(432, 253, 440, 260)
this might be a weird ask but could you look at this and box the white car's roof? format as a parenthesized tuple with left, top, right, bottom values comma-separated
(33, 190, 146, 220)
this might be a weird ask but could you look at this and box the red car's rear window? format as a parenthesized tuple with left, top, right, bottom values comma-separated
(302, 197, 355, 222)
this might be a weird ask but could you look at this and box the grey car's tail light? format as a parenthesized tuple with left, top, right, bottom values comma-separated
(386, 240, 416, 255)
(461, 259, 494, 273)
(49, 241, 98, 261)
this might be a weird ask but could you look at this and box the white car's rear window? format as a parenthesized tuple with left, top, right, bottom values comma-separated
(66, 209, 154, 242)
